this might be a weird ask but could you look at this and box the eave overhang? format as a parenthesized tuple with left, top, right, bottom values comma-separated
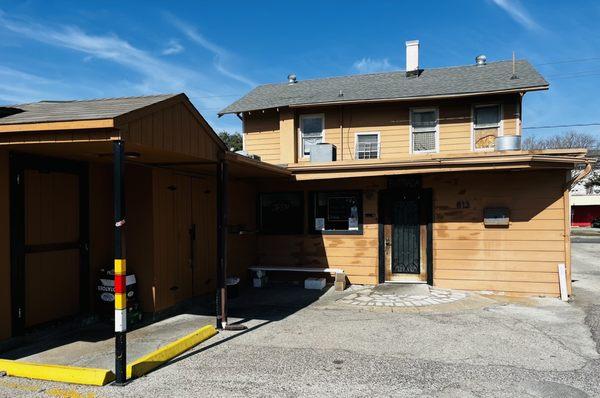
(286, 150, 592, 181)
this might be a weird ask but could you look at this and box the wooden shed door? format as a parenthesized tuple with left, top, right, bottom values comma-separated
(191, 177, 216, 296)
(24, 170, 81, 327)
(10, 154, 89, 335)
(155, 171, 196, 308)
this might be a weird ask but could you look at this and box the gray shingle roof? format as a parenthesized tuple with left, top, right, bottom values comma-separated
(0, 94, 179, 125)
(219, 60, 548, 115)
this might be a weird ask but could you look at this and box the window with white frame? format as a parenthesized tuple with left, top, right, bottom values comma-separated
(411, 108, 438, 153)
(299, 114, 324, 157)
(355, 133, 379, 159)
(473, 105, 501, 150)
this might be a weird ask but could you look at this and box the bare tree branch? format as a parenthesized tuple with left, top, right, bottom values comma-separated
(522, 131, 599, 150)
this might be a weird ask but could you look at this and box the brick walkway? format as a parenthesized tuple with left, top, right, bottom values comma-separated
(337, 286, 467, 307)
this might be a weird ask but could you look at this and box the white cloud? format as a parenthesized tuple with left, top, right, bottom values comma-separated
(0, 12, 196, 93)
(352, 58, 399, 73)
(0, 10, 248, 132)
(166, 13, 256, 87)
(0, 11, 235, 111)
(162, 39, 184, 55)
(0, 65, 95, 104)
(491, 0, 541, 31)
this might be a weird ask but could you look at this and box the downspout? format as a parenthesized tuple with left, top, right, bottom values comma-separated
(565, 162, 593, 190)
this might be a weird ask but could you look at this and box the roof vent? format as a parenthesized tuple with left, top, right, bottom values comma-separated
(287, 74, 297, 84)
(0, 107, 23, 118)
(476, 55, 487, 66)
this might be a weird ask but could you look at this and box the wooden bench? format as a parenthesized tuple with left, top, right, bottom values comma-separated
(248, 266, 346, 291)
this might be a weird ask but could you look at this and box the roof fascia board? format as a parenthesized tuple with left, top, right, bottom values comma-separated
(219, 85, 548, 115)
(292, 163, 535, 181)
(113, 94, 183, 126)
(288, 86, 549, 109)
(225, 151, 292, 177)
(0, 118, 114, 133)
(287, 154, 587, 174)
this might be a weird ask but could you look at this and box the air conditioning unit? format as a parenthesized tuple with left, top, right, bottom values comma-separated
(495, 136, 521, 151)
(235, 150, 261, 161)
(310, 143, 337, 163)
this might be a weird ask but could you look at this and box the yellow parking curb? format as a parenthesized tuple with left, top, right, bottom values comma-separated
(127, 324, 218, 378)
(0, 359, 115, 386)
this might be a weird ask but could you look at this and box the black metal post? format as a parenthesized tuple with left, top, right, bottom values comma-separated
(216, 159, 228, 329)
(113, 140, 127, 385)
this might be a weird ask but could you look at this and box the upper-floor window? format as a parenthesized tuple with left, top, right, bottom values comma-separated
(473, 104, 502, 150)
(299, 114, 324, 158)
(411, 108, 438, 153)
(355, 132, 380, 159)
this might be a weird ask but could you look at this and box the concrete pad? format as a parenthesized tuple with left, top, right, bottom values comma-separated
(373, 283, 430, 296)
(2, 242, 600, 398)
(2, 314, 216, 370)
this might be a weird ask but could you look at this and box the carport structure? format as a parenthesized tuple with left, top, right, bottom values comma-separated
(0, 94, 290, 384)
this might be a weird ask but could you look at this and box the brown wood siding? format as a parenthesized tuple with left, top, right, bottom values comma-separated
(119, 102, 220, 162)
(228, 180, 258, 285)
(88, 164, 114, 313)
(125, 165, 156, 313)
(0, 150, 11, 339)
(243, 111, 280, 164)
(256, 178, 385, 285)
(424, 169, 567, 297)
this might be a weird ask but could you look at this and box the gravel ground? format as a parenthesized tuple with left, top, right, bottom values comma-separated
(2, 238, 600, 397)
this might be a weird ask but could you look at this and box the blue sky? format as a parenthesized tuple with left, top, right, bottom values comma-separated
(0, 0, 599, 138)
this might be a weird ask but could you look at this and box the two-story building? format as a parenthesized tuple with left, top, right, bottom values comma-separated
(0, 43, 593, 346)
(219, 41, 592, 296)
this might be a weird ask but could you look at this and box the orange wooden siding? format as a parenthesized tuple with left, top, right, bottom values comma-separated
(118, 101, 220, 162)
(242, 94, 521, 164)
(424, 169, 568, 296)
(256, 178, 386, 285)
(244, 110, 281, 164)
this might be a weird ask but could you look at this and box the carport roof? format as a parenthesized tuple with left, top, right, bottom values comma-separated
(0, 94, 179, 125)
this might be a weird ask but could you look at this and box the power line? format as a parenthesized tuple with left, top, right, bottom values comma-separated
(535, 57, 600, 66)
(523, 123, 600, 130)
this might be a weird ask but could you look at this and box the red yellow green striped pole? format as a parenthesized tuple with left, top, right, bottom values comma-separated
(113, 140, 127, 385)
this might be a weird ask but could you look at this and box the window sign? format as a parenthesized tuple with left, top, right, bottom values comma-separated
(474, 105, 501, 150)
(311, 191, 363, 233)
(315, 217, 325, 231)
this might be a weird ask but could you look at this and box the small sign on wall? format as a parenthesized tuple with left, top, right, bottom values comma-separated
(483, 207, 510, 226)
(315, 218, 325, 231)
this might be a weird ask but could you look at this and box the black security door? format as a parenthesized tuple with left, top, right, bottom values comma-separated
(391, 194, 420, 274)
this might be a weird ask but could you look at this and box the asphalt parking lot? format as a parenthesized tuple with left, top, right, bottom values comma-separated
(2, 237, 600, 397)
